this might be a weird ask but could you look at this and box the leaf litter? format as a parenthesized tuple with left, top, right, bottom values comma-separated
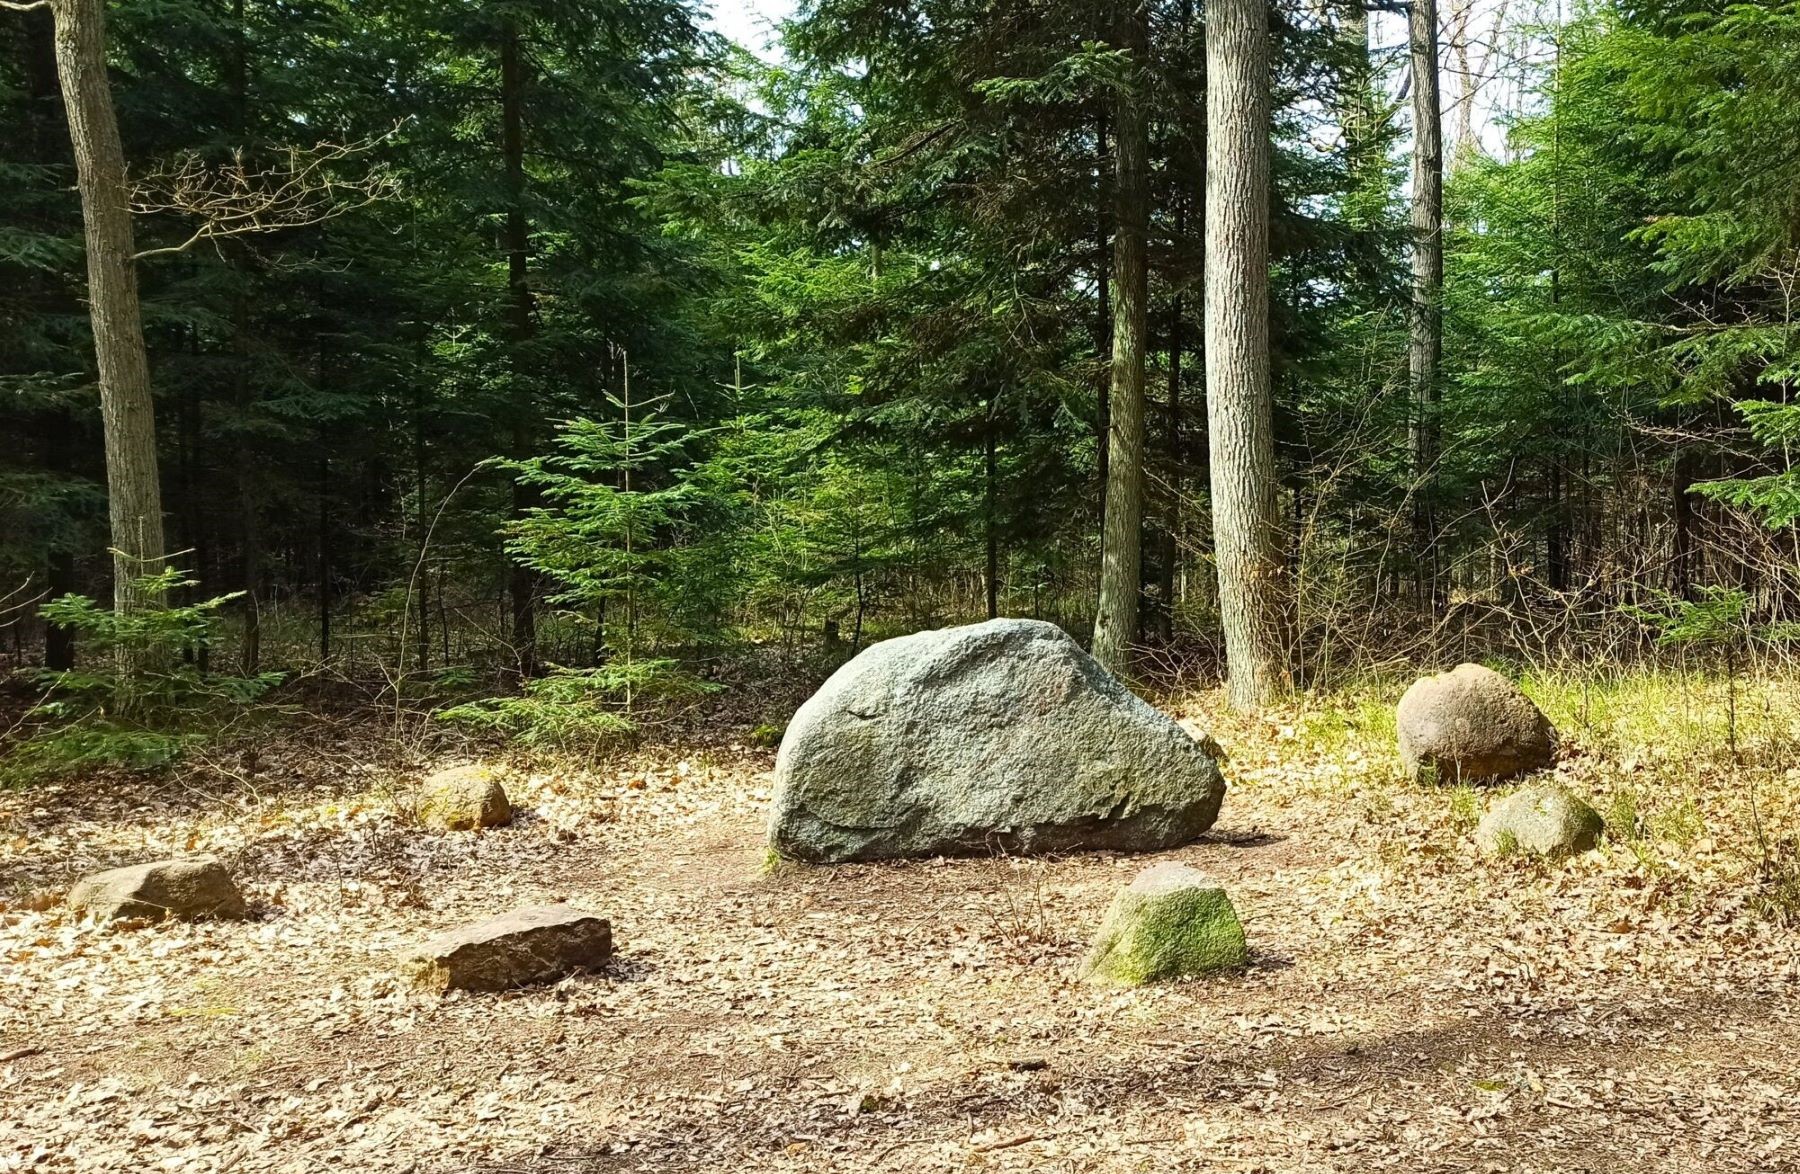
(2, 694, 1798, 1172)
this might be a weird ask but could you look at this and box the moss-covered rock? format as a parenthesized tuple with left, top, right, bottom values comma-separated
(1474, 782, 1602, 859)
(1081, 862, 1247, 985)
(417, 765, 513, 831)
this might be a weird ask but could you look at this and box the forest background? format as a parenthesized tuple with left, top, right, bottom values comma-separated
(5, 0, 1800, 774)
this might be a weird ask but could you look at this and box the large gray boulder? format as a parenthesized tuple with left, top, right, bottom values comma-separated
(768, 619, 1227, 862)
(1396, 663, 1557, 784)
(68, 858, 248, 923)
(1475, 782, 1603, 859)
(406, 905, 612, 993)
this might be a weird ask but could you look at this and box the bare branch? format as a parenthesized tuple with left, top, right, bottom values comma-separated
(0, 1, 52, 11)
(130, 132, 400, 261)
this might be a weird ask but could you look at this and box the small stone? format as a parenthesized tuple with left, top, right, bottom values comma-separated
(67, 858, 248, 923)
(1081, 862, 1247, 985)
(417, 764, 512, 831)
(405, 904, 611, 993)
(1396, 663, 1557, 784)
(1475, 782, 1603, 859)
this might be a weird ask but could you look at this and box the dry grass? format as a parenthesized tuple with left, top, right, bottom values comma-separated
(2, 669, 1799, 1171)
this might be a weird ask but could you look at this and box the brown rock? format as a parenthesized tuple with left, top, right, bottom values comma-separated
(68, 858, 248, 922)
(417, 764, 512, 831)
(406, 905, 611, 993)
(1396, 663, 1557, 784)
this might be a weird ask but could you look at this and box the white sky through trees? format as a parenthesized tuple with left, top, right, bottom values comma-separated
(707, 0, 796, 59)
(707, 1, 1553, 162)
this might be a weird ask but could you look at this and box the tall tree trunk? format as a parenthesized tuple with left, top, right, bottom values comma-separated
(412, 388, 430, 673)
(227, 0, 261, 672)
(1094, 113, 1112, 529)
(1092, 0, 1149, 674)
(49, 0, 165, 622)
(500, 18, 539, 677)
(1339, 0, 1373, 150)
(1152, 0, 1200, 647)
(985, 389, 999, 619)
(42, 407, 78, 670)
(1205, 0, 1287, 710)
(1409, 0, 1444, 604)
(1672, 446, 1693, 600)
(22, 7, 75, 669)
(1151, 287, 1183, 645)
(233, 297, 262, 673)
(317, 453, 331, 662)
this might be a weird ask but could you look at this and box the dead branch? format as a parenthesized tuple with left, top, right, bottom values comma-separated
(130, 134, 399, 261)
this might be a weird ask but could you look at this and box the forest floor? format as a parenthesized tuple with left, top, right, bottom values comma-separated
(4, 674, 1800, 1173)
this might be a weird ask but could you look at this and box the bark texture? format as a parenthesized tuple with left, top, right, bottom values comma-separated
(1205, 0, 1287, 710)
(51, 0, 165, 613)
(1409, 0, 1444, 598)
(500, 19, 539, 676)
(1092, 1, 1150, 675)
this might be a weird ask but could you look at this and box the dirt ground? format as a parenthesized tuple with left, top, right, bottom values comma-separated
(3, 696, 1799, 1173)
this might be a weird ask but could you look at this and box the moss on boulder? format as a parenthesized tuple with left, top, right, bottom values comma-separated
(1474, 782, 1603, 859)
(417, 764, 513, 831)
(1081, 862, 1247, 985)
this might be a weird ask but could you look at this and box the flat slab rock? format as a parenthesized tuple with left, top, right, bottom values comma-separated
(406, 905, 611, 993)
(67, 858, 248, 923)
(1397, 663, 1557, 783)
(1082, 861, 1247, 984)
(769, 619, 1226, 862)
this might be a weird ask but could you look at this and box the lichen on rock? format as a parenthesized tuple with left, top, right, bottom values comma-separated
(768, 619, 1226, 862)
(1475, 782, 1603, 859)
(1081, 862, 1247, 985)
(417, 764, 513, 831)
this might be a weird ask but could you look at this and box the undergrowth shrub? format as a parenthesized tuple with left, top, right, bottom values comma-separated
(435, 659, 718, 752)
(3, 570, 284, 784)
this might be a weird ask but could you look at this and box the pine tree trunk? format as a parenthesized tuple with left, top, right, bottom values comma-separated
(1409, 0, 1444, 604)
(50, 0, 165, 619)
(500, 18, 539, 678)
(1092, 0, 1149, 675)
(1094, 113, 1112, 530)
(985, 389, 999, 619)
(23, 6, 76, 669)
(1205, 0, 1287, 710)
(1151, 289, 1183, 645)
(317, 454, 331, 662)
(228, 0, 262, 673)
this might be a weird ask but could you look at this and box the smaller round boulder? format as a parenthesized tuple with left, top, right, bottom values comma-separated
(1081, 862, 1247, 985)
(1475, 782, 1603, 859)
(1396, 663, 1556, 784)
(417, 765, 513, 831)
